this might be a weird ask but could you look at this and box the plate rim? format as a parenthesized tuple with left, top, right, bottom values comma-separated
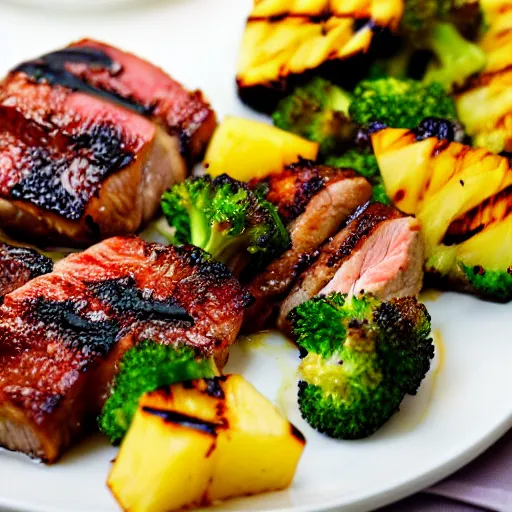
(1, 404, 511, 512)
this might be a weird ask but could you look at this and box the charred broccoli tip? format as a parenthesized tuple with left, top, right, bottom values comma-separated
(290, 293, 434, 439)
(161, 174, 290, 272)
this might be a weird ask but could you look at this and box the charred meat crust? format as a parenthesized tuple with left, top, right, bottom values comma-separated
(13, 47, 151, 117)
(0, 237, 249, 462)
(253, 160, 357, 225)
(0, 244, 53, 280)
(276, 203, 404, 330)
(0, 244, 53, 297)
(244, 165, 372, 332)
(0, 73, 148, 221)
(325, 202, 402, 269)
(7, 122, 134, 221)
(13, 41, 216, 163)
(66, 39, 216, 164)
(0, 40, 215, 244)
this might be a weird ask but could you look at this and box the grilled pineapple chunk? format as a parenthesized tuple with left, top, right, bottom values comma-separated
(373, 127, 512, 300)
(236, 0, 403, 110)
(108, 375, 305, 512)
(455, 1, 512, 153)
(204, 116, 318, 181)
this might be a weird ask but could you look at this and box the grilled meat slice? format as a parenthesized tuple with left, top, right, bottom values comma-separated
(0, 236, 250, 462)
(67, 39, 216, 164)
(0, 41, 216, 246)
(244, 161, 372, 331)
(0, 243, 53, 296)
(278, 203, 424, 332)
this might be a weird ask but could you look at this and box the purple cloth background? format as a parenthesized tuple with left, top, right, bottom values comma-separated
(378, 429, 512, 512)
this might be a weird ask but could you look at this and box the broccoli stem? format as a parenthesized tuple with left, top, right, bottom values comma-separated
(203, 229, 250, 265)
(189, 204, 211, 248)
(329, 87, 352, 116)
(423, 22, 486, 89)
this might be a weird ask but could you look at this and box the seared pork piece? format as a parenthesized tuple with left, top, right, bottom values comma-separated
(0, 243, 52, 297)
(67, 39, 216, 164)
(0, 236, 250, 462)
(0, 41, 215, 246)
(244, 161, 372, 331)
(278, 203, 424, 332)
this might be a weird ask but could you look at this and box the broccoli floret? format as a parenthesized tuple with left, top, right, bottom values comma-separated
(272, 77, 355, 156)
(350, 78, 458, 129)
(161, 174, 290, 271)
(399, 1, 486, 90)
(99, 341, 216, 445)
(371, 182, 392, 205)
(327, 148, 379, 180)
(459, 263, 512, 302)
(326, 149, 391, 204)
(423, 22, 486, 90)
(289, 293, 434, 439)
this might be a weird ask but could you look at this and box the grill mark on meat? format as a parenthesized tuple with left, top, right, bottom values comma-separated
(254, 160, 356, 225)
(327, 203, 401, 268)
(277, 203, 422, 332)
(243, 163, 371, 332)
(14, 47, 152, 116)
(0, 244, 53, 298)
(0, 237, 248, 461)
(67, 39, 217, 166)
(27, 297, 121, 358)
(89, 276, 193, 324)
(9, 124, 134, 219)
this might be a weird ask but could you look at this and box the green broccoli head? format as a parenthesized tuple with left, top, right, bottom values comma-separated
(99, 341, 216, 445)
(423, 22, 486, 90)
(289, 293, 434, 439)
(272, 77, 355, 156)
(161, 174, 290, 271)
(459, 263, 512, 302)
(371, 182, 392, 205)
(399, 1, 485, 90)
(349, 77, 457, 129)
(326, 149, 391, 204)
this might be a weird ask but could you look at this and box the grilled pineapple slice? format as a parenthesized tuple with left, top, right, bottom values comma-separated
(373, 127, 512, 300)
(204, 116, 319, 181)
(108, 375, 305, 512)
(455, 1, 512, 153)
(236, 0, 404, 110)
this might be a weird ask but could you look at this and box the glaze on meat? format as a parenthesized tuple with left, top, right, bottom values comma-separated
(0, 243, 53, 297)
(0, 40, 216, 246)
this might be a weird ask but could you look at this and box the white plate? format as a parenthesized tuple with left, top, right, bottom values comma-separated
(0, 1, 511, 511)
